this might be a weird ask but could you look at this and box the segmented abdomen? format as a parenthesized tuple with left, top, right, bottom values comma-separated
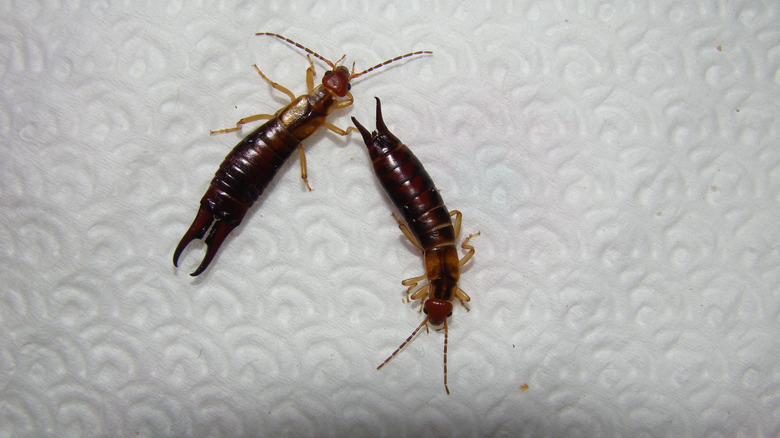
(372, 142, 456, 251)
(201, 118, 300, 226)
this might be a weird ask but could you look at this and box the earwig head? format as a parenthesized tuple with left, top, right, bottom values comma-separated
(322, 65, 352, 97)
(424, 299, 453, 326)
(350, 97, 403, 157)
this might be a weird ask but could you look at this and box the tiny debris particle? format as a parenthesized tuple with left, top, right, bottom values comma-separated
(520, 383, 530, 391)
(717, 45, 722, 51)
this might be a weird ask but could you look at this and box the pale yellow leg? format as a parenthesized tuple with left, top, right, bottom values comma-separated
(409, 284, 430, 312)
(253, 64, 295, 101)
(410, 284, 430, 301)
(394, 210, 426, 302)
(455, 287, 471, 303)
(318, 92, 356, 136)
(323, 123, 358, 136)
(210, 113, 274, 135)
(297, 57, 321, 192)
(297, 144, 313, 191)
(450, 210, 462, 238)
(455, 229, 479, 312)
(458, 232, 480, 267)
(298, 117, 357, 191)
(211, 63, 298, 135)
(455, 287, 471, 311)
(334, 92, 354, 110)
(402, 274, 428, 303)
(392, 213, 422, 250)
(306, 55, 316, 91)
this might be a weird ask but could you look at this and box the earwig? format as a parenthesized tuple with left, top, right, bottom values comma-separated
(173, 33, 431, 276)
(351, 98, 480, 395)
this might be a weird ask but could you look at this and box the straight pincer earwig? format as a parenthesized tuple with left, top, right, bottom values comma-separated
(173, 33, 431, 276)
(352, 98, 480, 394)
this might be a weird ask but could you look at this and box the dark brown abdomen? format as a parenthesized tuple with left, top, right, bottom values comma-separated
(371, 141, 456, 251)
(200, 118, 301, 226)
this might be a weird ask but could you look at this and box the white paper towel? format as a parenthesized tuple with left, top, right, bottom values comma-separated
(1, 1, 779, 436)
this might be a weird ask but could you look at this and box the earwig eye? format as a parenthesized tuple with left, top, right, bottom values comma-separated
(447, 312, 453, 317)
(423, 308, 428, 314)
(324, 70, 332, 76)
(347, 83, 351, 91)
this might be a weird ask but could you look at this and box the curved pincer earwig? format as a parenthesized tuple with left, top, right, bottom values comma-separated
(352, 97, 479, 394)
(173, 33, 431, 276)
(173, 62, 355, 276)
(173, 200, 237, 277)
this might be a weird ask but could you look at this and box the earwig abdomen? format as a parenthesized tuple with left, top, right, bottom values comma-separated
(363, 125, 457, 251)
(174, 88, 335, 276)
(208, 122, 297, 217)
(352, 98, 463, 306)
(206, 90, 333, 216)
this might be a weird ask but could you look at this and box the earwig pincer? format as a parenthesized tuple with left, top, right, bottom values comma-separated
(173, 33, 431, 276)
(351, 98, 479, 395)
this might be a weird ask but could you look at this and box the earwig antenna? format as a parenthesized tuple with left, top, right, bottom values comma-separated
(351, 51, 433, 79)
(377, 317, 429, 371)
(443, 320, 449, 395)
(257, 32, 432, 80)
(256, 32, 336, 68)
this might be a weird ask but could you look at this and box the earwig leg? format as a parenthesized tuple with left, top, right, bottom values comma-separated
(297, 144, 313, 191)
(333, 92, 354, 110)
(454, 287, 471, 303)
(458, 232, 481, 267)
(403, 275, 427, 302)
(455, 288, 471, 311)
(253, 64, 296, 102)
(322, 123, 358, 136)
(409, 283, 430, 311)
(409, 284, 430, 301)
(450, 210, 463, 238)
(392, 213, 423, 250)
(210, 114, 273, 135)
(399, 224, 422, 249)
(305, 55, 316, 91)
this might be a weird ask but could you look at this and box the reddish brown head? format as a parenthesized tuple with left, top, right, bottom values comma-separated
(322, 65, 352, 97)
(424, 298, 453, 326)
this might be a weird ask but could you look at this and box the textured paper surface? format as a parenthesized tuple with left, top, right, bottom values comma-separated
(2, 1, 779, 436)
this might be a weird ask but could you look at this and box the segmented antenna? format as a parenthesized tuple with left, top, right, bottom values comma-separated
(256, 32, 432, 79)
(256, 32, 335, 68)
(352, 50, 433, 79)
